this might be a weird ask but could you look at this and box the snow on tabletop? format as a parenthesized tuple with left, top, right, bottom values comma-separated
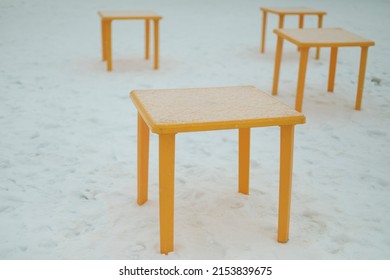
(98, 11, 162, 19)
(275, 28, 375, 46)
(131, 86, 304, 126)
(262, 7, 326, 14)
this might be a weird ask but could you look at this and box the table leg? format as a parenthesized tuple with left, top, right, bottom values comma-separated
(278, 15, 285, 28)
(298, 15, 304, 28)
(315, 15, 324, 60)
(297, 15, 304, 52)
(101, 19, 107, 61)
(137, 113, 150, 205)
(272, 36, 284, 95)
(328, 47, 338, 92)
(355, 46, 369, 110)
(238, 128, 250, 195)
(260, 10, 267, 53)
(278, 125, 295, 243)
(145, 19, 150, 60)
(106, 20, 112, 71)
(295, 47, 309, 112)
(159, 133, 175, 254)
(153, 19, 160, 70)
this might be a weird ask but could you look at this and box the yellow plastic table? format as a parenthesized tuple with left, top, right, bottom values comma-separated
(130, 86, 305, 254)
(272, 28, 375, 112)
(260, 7, 326, 59)
(98, 11, 162, 71)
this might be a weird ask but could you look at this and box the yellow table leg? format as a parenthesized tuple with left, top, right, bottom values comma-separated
(261, 10, 267, 53)
(238, 128, 250, 195)
(153, 19, 160, 70)
(101, 20, 107, 61)
(159, 133, 175, 254)
(315, 15, 324, 60)
(272, 36, 284, 95)
(355, 46, 369, 110)
(328, 47, 338, 92)
(278, 125, 295, 243)
(137, 113, 150, 205)
(297, 15, 304, 52)
(298, 15, 304, 28)
(106, 20, 112, 71)
(278, 14, 285, 28)
(295, 47, 309, 112)
(145, 19, 150, 60)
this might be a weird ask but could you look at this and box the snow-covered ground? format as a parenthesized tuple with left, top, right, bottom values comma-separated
(1, 0, 389, 259)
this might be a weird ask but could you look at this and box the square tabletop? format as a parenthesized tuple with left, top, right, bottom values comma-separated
(130, 86, 305, 134)
(98, 11, 162, 20)
(261, 7, 326, 15)
(274, 28, 375, 47)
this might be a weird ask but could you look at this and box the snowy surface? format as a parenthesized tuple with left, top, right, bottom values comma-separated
(131, 86, 304, 129)
(1, 0, 389, 260)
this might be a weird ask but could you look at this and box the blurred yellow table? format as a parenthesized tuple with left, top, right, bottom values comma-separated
(130, 86, 305, 254)
(260, 7, 326, 59)
(272, 28, 375, 112)
(98, 11, 162, 71)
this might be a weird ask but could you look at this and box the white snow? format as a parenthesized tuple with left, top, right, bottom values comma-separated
(1, 0, 389, 260)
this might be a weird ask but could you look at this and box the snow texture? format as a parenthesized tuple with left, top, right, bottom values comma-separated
(1, 0, 389, 259)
